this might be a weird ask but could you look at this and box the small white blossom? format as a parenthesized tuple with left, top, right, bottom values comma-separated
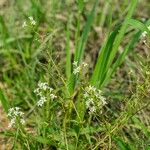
(37, 96, 47, 107)
(72, 61, 88, 75)
(22, 21, 27, 28)
(28, 16, 36, 25)
(28, 16, 34, 21)
(85, 85, 96, 93)
(20, 119, 25, 125)
(84, 85, 107, 114)
(8, 107, 25, 128)
(31, 20, 36, 25)
(34, 88, 40, 94)
(89, 106, 96, 114)
(34, 81, 57, 107)
(38, 82, 49, 90)
(49, 87, 53, 92)
(82, 62, 88, 67)
(73, 66, 81, 75)
(73, 61, 80, 74)
(85, 98, 94, 108)
(84, 92, 89, 98)
(8, 118, 15, 128)
(57, 111, 62, 117)
(50, 94, 57, 100)
(73, 61, 78, 67)
(141, 31, 147, 38)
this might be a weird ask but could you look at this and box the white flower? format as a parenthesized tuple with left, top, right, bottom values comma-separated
(84, 85, 107, 114)
(22, 21, 27, 28)
(49, 87, 53, 92)
(34, 81, 57, 107)
(28, 16, 36, 25)
(82, 62, 88, 67)
(85, 98, 94, 108)
(141, 31, 147, 38)
(8, 118, 15, 128)
(8, 107, 25, 128)
(73, 61, 78, 67)
(34, 88, 40, 94)
(50, 94, 57, 100)
(28, 16, 34, 21)
(8, 107, 22, 117)
(31, 20, 36, 25)
(89, 106, 96, 114)
(20, 119, 25, 125)
(85, 85, 96, 93)
(38, 82, 49, 90)
(73, 61, 88, 75)
(100, 97, 107, 105)
(37, 96, 47, 107)
(84, 92, 89, 98)
(73, 61, 80, 75)
(73, 66, 81, 75)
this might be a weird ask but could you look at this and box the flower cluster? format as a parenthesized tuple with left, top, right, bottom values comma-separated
(34, 81, 57, 107)
(141, 25, 150, 38)
(83, 85, 107, 114)
(22, 16, 36, 28)
(73, 61, 88, 75)
(8, 107, 25, 128)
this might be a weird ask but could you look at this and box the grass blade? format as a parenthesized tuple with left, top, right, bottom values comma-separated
(91, 0, 138, 88)
(0, 89, 10, 113)
(101, 19, 150, 87)
(128, 19, 150, 36)
(65, 24, 71, 80)
(101, 31, 141, 87)
(90, 26, 120, 87)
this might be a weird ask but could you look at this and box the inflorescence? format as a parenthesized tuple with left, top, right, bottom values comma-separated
(83, 85, 107, 114)
(8, 107, 25, 128)
(22, 16, 36, 28)
(34, 81, 57, 107)
(73, 61, 88, 75)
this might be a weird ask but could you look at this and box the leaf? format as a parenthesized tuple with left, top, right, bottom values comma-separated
(101, 31, 141, 87)
(90, 25, 120, 86)
(0, 89, 10, 113)
(113, 136, 133, 150)
(65, 23, 72, 80)
(91, 0, 138, 88)
(132, 117, 150, 138)
(34, 136, 52, 144)
(128, 19, 150, 36)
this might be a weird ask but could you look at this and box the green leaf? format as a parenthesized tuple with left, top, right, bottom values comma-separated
(65, 23, 71, 80)
(101, 31, 141, 87)
(127, 19, 150, 36)
(0, 89, 10, 113)
(77, 0, 84, 12)
(34, 136, 52, 144)
(91, 0, 138, 88)
(90, 25, 120, 87)
(132, 117, 150, 138)
(113, 136, 133, 150)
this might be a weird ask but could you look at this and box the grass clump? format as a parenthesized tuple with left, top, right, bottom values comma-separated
(0, 0, 150, 149)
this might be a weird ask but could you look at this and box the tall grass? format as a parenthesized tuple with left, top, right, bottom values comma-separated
(0, 0, 150, 149)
